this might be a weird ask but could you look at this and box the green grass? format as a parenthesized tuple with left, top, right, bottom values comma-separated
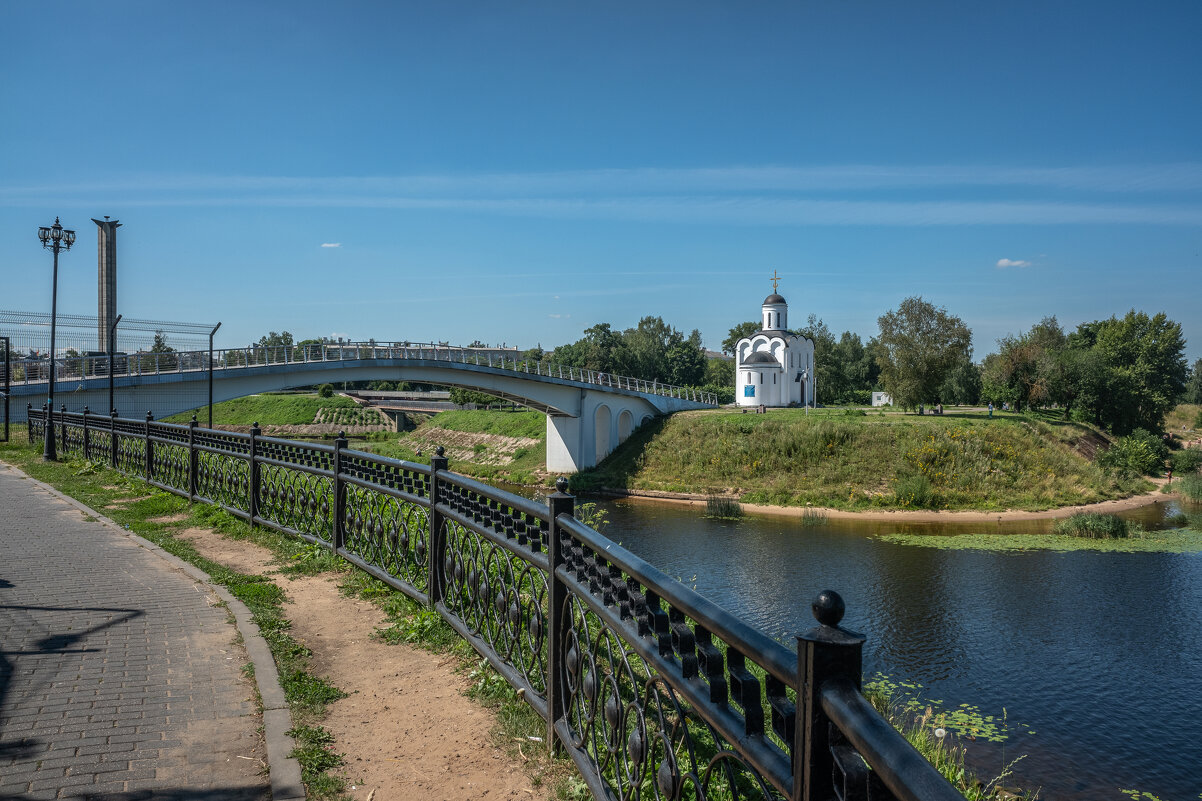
(421, 409, 546, 438)
(865, 676, 1038, 801)
(572, 408, 1149, 511)
(164, 392, 358, 426)
(878, 527, 1202, 553)
(1178, 472, 1202, 502)
(359, 408, 549, 486)
(1052, 512, 1131, 539)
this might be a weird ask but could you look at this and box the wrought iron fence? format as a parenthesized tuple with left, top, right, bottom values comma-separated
(11, 341, 718, 406)
(27, 405, 960, 801)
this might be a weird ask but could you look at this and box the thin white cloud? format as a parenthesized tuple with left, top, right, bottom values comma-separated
(5, 164, 1202, 226)
(548, 313, 570, 319)
(9, 163, 1202, 196)
(996, 258, 1032, 268)
(320, 242, 341, 248)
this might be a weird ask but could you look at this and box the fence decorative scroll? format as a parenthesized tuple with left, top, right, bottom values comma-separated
(27, 405, 962, 801)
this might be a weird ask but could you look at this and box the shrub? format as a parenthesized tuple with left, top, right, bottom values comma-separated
(1196, 408, 1202, 428)
(1052, 513, 1129, 538)
(1170, 447, 1202, 474)
(1178, 473, 1202, 503)
(1098, 429, 1166, 477)
(318, 383, 334, 398)
(893, 474, 934, 508)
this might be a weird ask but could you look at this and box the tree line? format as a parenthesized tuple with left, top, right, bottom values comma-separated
(724, 296, 1195, 435)
(244, 300, 1197, 437)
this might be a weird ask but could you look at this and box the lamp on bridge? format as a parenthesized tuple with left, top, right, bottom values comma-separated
(37, 217, 76, 460)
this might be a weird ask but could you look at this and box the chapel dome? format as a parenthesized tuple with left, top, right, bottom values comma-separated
(763, 293, 786, 305)
(743, 351, 781, 367)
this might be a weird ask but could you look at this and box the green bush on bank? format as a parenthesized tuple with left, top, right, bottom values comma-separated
(1097, 429, 1168, 477)
(1169, 447, 1202, 474)
(1178, 473, 1202, 503)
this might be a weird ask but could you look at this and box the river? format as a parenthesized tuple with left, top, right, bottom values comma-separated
(511, 484, 1202, 800)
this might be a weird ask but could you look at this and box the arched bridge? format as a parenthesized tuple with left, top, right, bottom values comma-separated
(7, 342, 717, 472)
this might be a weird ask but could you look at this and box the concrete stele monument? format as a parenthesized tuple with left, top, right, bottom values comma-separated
(734, 272, 816, 408)
(93, 216, 121, 353)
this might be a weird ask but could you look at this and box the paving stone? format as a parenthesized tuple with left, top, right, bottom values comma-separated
(0, 466, 269, 800)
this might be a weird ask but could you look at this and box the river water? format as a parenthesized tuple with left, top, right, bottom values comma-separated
(515, 485, 1202, 800)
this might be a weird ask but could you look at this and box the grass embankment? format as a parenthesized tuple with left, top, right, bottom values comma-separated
(170, 395, 547, 484)
(363, 409, 547, 486)
(572, 407, 1149, 511)
(165, 392, 361, 426)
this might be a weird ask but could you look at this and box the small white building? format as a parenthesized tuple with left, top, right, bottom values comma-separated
(871, 391, 893, 407)
(735, 283, 816, 408)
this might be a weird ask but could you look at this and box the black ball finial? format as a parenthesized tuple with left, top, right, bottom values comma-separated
(812, 590, 845, 627)
(191, 413, 198, 423)
(555, 476, 569, 494)
(337, 430, 345, 439)
(435, 446, 445, 457)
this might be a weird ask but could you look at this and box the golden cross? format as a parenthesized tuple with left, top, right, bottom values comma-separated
(770, 269, 781, 291)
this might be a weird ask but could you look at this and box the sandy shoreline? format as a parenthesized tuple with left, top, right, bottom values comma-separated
(589, 478, 1179, 522)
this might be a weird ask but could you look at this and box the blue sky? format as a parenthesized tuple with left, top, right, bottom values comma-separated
(2, 1, 1200, 362)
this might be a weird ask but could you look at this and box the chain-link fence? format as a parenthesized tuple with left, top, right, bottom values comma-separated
(0, 310, 217, 418)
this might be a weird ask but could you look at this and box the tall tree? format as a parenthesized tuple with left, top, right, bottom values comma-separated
(875, 297, 972, 409)
(981, 317, 1066, 411)
(1185, 358, 1202, 405)
(722, 321, 760, 355)
(1087, 311, 1187, 434)
(797, 315, 837, 403)
(258, 331, 294, 349)
(665, 330, 707, 386)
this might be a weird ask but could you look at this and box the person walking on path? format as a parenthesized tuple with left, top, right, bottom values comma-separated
(0, 463, 272, 800)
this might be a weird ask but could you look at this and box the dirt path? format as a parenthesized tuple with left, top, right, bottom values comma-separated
(602, 479, 1178, 523)
(175, 528, 541, 801)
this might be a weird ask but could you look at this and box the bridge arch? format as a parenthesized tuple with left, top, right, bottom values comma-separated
(618, 409, 633, 442)
(594, 404, 613, 462)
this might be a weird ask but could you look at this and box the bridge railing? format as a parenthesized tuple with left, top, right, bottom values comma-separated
(11, 341, 718, 406)
(27, 405, 960, 801)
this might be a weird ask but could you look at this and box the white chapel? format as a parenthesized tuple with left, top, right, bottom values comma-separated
(735, 275, 816, 408)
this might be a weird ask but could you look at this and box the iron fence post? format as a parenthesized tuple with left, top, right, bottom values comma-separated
(188, 414, 199, 501)
(208, 322, 221, 428)
(545, 476, 575, 753)
(110, 409, 119, 468)
(795, 590, 866, 801)
(82, 406, 90, 461)
(27, 404, 34, 444)
(144, 411, 154, 482)
(60, 405, 67, 453)
(427, 446, 448, 607)
(332, 431, 347, 551)
(249, 422, 261, 527)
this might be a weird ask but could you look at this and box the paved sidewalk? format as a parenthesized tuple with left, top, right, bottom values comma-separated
(0, 464, 272, 800)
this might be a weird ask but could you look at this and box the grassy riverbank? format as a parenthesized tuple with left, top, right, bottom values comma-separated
(572, 407, 1150, 511)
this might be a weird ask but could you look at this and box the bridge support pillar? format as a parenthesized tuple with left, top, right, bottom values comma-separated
(546, 414, 586, 474)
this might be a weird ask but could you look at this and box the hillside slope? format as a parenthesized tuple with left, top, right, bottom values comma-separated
(571, 408, 1149, 511)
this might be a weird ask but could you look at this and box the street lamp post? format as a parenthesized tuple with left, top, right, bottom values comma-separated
(38, 217, 76, 460)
